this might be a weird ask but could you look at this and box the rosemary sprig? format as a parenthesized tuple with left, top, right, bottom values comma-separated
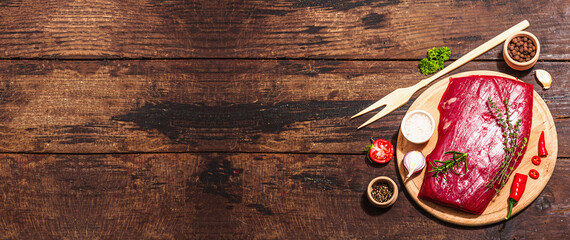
(486, 97, 528, 192)
(428, 151, 468, 181)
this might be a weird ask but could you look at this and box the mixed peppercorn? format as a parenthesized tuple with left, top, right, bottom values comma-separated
(371, 182, 394, 203)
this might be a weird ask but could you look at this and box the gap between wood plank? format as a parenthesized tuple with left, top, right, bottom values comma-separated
(0, 57, 568, 62)
(0, 151, 567, 161)
(0, 151, 362, 156)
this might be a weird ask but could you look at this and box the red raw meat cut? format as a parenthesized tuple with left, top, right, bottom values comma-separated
(418, 75, 533, 214)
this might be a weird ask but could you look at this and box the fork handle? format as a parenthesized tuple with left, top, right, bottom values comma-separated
(413, 20, 530, 91)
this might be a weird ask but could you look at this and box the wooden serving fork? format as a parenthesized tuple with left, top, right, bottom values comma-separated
(352, 20, 530, 129)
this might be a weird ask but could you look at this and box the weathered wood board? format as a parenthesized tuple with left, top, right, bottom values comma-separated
(0, 60, 567, 155)
(0, 0, 567, 238)
(0, 0, 567, 59)
(0, 153, 567, 239)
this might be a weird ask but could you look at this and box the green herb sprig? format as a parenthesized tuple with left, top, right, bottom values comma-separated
(428, 151, 468, 181)
(419, 46, 451, 75)
(486, 97, 528, 192)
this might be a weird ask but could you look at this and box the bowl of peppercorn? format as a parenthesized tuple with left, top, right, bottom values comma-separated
(367, 176, 398, 208)
(503, 31, 540, 71)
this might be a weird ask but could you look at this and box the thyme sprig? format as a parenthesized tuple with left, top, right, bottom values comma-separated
(486, 97, 528, 192)
(428, 151, 468, 181)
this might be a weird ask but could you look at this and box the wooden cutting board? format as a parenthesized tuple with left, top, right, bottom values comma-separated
(396, 70, 558, 226)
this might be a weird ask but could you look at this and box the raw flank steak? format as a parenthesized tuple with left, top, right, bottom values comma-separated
(418, 75, 533, 214)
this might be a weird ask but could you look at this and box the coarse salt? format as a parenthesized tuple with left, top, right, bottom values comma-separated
(403, 111, 434, 143)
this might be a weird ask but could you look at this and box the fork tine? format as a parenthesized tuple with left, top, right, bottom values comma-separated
(351, 98, 387, 119)
(357, 103, 400, 129)
(352, 21, 531, 129)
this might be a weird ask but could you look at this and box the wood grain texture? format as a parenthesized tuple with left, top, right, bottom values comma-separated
(0, 153, 567, 239)
(0, 0, 567, 59)
(0, 0, 566, 238)
(0, 60, 570, 156)
(0, 60, 567, 155)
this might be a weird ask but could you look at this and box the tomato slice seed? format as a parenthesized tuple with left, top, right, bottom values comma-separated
(367, 139, 394, 164)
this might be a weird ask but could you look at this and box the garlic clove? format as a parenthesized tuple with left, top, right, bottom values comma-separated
(403, 151, 426, 181)
(535, 69, 552, 90)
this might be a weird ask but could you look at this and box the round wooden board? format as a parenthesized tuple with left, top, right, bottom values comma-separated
(396, 70, 558, 226)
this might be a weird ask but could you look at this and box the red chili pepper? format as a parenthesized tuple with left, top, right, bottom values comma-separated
(529, 169, 539, 179)
(531, 155, 541, 165)
(538, 131, 548, 156)
(506, 173, 527, 220)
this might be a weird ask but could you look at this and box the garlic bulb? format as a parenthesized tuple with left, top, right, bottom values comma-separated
(535, 69, 552, 90)
(403, 151, 426, 181)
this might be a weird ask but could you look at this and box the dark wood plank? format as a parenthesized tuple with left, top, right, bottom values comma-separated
(0, 153, 566, 239)
(0, 60, 568, 156)
(0, 0, 567, 59)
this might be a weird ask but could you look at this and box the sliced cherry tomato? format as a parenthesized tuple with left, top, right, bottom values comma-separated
(529, 169, 539, 179)
(531, 155, 541, 165)
(367, 139, 394, 164)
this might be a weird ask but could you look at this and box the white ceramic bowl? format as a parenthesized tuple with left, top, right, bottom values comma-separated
(401, 110, 435, 144)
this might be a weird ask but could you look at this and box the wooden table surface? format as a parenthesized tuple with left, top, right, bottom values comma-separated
(0, 0, 568, 239)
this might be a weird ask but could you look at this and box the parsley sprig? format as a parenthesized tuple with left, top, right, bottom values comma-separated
(419, 46, 451, 75)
